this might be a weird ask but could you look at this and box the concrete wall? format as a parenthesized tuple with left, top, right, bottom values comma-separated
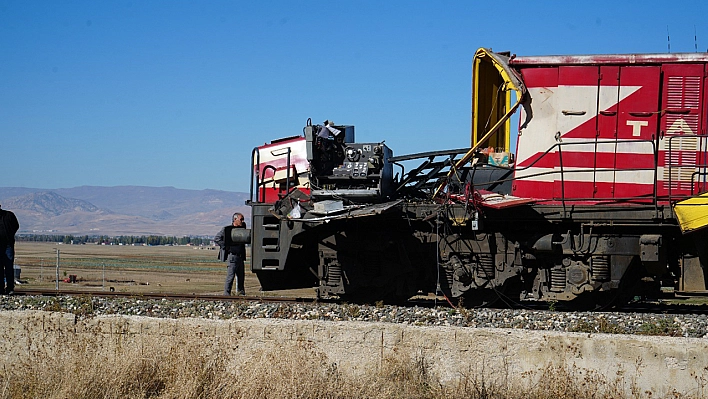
(0, 310, 707, 396)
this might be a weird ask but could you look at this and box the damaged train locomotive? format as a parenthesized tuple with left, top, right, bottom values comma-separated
(241, 48, 708, 307)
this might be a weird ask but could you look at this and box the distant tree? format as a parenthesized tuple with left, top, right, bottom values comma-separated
(17, 233, 212, 246)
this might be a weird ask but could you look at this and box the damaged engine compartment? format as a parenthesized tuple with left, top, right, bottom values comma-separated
(248, 119, 672, 308)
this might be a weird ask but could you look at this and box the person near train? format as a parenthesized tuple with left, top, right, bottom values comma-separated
(215, 212, 246, 296)
(0, 205, 19, 295)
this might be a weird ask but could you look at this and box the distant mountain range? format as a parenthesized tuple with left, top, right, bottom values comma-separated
(0, 186, 250, 237)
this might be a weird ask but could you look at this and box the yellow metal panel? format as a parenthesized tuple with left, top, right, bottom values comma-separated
(434, 48, 527, 199)
(471, 48, 525, 151)
(674, 192, 708, 233)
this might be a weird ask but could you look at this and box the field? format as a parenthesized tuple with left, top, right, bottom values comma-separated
(13, 242, 708, 305)
(13, 241, 312, 297)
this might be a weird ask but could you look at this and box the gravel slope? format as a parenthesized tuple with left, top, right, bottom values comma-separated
(1, 295, 707, 338)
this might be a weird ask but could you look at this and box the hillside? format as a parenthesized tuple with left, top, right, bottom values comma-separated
(0, 186, 250, 237)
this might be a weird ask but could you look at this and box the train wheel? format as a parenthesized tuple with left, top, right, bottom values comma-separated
(560, 290, 625, 311)
(459, 277, 523, 308)
(338, 288, 404, 305)
(338, 275, 418, 305)
(561, 262, 647, 311)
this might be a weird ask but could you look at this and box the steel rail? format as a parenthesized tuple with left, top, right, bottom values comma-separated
(9, 288, 708, 315)
(11, 288, 326, 304)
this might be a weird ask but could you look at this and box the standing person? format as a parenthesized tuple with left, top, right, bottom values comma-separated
(215, 212, 246, 296)
(0, 205, 19, 295)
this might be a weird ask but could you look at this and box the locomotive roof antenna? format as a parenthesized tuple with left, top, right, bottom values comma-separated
(667, 26, 671, 53)
(695, 25, 698, 53)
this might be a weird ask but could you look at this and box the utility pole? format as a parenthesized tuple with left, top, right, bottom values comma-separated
(55, 249, 60, 291)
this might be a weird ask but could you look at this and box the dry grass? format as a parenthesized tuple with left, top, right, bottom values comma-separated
(0, 332, 699, 399)
(6, 243, 703, 398)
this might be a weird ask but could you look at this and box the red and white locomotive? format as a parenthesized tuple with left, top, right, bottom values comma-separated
(246, 49, 708, 307)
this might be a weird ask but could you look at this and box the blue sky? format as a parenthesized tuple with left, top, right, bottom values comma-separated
(2, 0, 708, 192)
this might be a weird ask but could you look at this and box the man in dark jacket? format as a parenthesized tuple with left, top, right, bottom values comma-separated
(0, 205, 19, 295)
(214, 212, 246, 295)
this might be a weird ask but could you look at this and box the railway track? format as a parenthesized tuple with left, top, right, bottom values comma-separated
(9, 288, 708, 315)
(11, 288, 326, 305)
(9, 288, 461, 310)
(6, 288, 708, 338)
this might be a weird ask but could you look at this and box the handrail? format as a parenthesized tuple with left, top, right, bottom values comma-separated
(284, 147, 292, 198)
(508, 138, 659, 204)
(397, 137, 686, 205)
(557, 141, 566, 213)
(666, 134, 708, 202)
(249, 147, 261, 204)
(249, 146, 295, 204)
(260, 165, 277, 202)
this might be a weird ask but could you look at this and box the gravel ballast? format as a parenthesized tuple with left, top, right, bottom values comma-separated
(1, 295, 707, 338)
